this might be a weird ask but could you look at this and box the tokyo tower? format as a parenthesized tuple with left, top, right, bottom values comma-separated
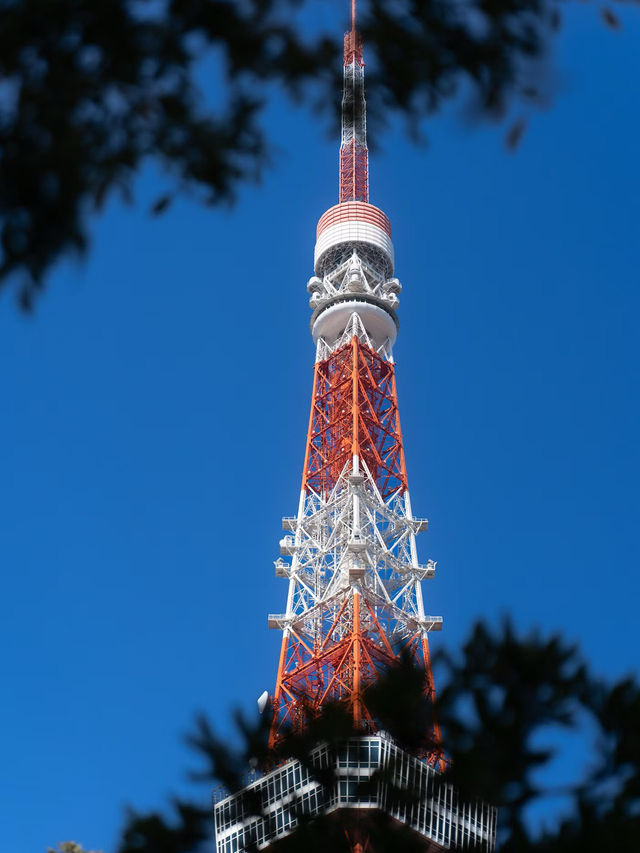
(214, 4, 497, 851)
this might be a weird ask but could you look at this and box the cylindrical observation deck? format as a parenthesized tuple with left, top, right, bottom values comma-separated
(311, 201, 397, 349)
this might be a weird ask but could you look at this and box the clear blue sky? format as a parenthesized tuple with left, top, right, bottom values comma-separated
(1, 6, 638, 853)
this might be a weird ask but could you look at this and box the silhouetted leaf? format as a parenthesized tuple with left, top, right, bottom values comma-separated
(506, 118, 528, 150)
(150, 195, 173, 216)
(602, 7, 622, 29)
(550, 9, 563, 31)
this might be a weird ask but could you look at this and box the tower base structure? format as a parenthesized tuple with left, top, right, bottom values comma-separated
(213, 734, 497, 852)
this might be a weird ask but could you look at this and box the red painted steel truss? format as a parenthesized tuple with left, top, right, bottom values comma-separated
(303, 336, 407, 499)
(270, 337, 441, 763)
(271, 594, 438, 740)
(339, 140, 369, 204)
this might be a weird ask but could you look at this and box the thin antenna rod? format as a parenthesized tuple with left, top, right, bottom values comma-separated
(351, 0, 356, 32)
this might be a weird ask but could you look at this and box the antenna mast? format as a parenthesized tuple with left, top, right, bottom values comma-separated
(340, 0, 368, 202)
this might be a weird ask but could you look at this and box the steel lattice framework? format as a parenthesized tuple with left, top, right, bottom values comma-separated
(267, 6, 444, 769)
(270, 313, 442, 761)
(339, 28, 368, 203)
(303, 335, 406, 498)
(213, 6, 499, 852)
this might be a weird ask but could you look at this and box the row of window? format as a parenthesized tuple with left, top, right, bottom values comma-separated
(216, 787, 326, 853)
(215, 760, 316, 830)
(383, 740, 495, 848)
(215, 737, 497, 851)
(337, 740, 380, 767)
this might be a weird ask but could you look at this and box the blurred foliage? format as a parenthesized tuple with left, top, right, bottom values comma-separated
(115, 620, 640, 852)
(0, 0, 633, 308)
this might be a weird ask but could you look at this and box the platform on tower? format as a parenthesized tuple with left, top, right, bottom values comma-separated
(213, 734, 497, 852)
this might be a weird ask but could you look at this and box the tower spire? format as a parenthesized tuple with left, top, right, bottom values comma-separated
(340, 0, 368, 202)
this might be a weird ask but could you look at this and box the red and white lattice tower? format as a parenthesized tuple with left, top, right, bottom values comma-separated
(268, 9, 442, 757)
(213, 8, 499, 850)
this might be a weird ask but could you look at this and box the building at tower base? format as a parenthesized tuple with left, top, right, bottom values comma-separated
(214, 734, 496, 852)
